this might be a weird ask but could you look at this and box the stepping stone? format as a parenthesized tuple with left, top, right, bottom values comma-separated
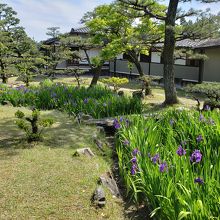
(73, 148, 95, 158)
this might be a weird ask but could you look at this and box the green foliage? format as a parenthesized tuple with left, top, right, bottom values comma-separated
(116, 109, 220, 219)
(15, 109, 54, 142)
(46, 27, 60, 38)
(15, 110, 25, 118)
(185, 82, 220, 101)
(101, 77, 129, 91)
(0, 82, 142, 119)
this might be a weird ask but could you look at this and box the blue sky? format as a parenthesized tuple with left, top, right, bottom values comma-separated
(2, 0, 220, 42)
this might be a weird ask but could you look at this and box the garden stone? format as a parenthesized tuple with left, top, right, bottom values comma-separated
(93, 136, 104, 152)
(96, 126, 105, 134)
(1, 101, 13, 106)
(99, 172, 120, 197)
(81, 114, 93, 121)
(118, 91, 124, 96)
(91, 186, 106, 208)
(73, 148, 95, 158)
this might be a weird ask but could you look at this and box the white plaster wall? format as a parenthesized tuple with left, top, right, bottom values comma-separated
(151, 52, 161, 63)
(203, 48, 220, 82)
(175, 59, 186, 65)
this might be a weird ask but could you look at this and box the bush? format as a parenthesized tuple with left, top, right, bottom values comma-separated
(0, 81, 142, 118)
(185, 82, 220, 101)
(116, 110, 220, 219)
(100, 77, 129, 92)
(15, 109, 54, 142)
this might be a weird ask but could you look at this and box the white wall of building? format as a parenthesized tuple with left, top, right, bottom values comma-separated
(203, 47, 220, 82)
(175, 59, 186, 65)
(151, 52, 161, 63)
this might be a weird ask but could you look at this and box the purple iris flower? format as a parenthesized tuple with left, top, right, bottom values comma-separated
(159, 162, 168, 173)
(131, 157, 137, 164)
(199, 114, 205, 121)
(176, 145, 186, 156)
(125, 119, 130, 127)
(204, 105, 211, 111)
(119, 117, 123, 122)
(131, 164, 137, 175)
(151, 154, 160, 164)
(170, 119, 175, 126)
(113, 119, 121, 129)
(194, 177, 204, 184)
(132, 148, 139, 156)
(196, 135, 203, 143)
(190, 150, 202, 163)
(84, 98, 89, 104)
(123, 139, 130, 146)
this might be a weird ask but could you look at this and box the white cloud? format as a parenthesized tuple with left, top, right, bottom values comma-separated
(2, 0, 112, 41)
(2, 0, 219, 41)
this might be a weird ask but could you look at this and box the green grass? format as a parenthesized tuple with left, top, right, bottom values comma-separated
(0, 106, 125, 219)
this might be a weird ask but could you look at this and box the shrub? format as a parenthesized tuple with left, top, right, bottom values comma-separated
(116, 110, 220, 219)
(15, 109, 54, 142)
(185, 82, 220, 101)
(100, 77, 129, 92)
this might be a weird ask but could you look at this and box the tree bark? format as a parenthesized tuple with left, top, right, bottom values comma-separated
(1, 73, 8, 83)
(163, 0, 179, 105)
(127, 50, 144, 76)
(90, 64, 103, 87)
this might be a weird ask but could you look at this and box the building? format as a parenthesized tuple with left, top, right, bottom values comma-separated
(42, 27, 108, 72)
(110, 38, 220, 83)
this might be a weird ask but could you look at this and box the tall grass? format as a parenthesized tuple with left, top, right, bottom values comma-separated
(0, 82, 142, 118)
(116, 110, 220, 219)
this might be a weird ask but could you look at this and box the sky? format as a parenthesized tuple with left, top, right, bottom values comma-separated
(2, 0, 220, 42)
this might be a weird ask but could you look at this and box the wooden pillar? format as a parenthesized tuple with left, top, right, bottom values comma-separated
(198, 60, 204, 83)
(198, 50, 205, 83)
(114, 58, 117, 77)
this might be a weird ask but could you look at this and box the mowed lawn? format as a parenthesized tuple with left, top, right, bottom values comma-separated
(0, 106, 125, 220)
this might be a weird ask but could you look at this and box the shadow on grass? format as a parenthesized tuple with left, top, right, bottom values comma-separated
(0, 110, 98, 151)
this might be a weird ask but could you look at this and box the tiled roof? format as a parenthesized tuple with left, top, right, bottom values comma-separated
(195, 38, 220, 48)
(70, 27, 90, 34)
(155, 39, 199, 48)
(43, 37, 59, 45)
(155, 38, 220, 49)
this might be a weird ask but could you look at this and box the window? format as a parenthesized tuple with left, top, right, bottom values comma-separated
(186, 59, 200, 67)
(140, 53, 151, 62)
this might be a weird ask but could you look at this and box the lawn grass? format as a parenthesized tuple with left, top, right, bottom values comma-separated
(0, 106, 125, 219)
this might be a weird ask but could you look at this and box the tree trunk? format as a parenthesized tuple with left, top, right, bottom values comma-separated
(127, 50, 144, 76)
(163, 0, 179, 105)
(90, 64, 103, 87)
(133, 59, 144, 77)
(1, 73, 8, 84)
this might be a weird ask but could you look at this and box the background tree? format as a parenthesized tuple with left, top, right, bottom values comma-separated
(61, 35, 105, 87)
(46, 27, 60, 38)
(82, 3, 164, 77)
(0, 3, 21, 83)
(118, 0, 220, 105)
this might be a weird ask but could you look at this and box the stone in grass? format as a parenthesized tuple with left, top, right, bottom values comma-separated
(81, 114, 93, 121)
(118, 91, 124, 96)
(91, 186, 106, 208)
(73, 148, 95, 158)
(1, 101, 13, 106)
(99, 172, 120, 197)
(96, 126, 105, 134)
